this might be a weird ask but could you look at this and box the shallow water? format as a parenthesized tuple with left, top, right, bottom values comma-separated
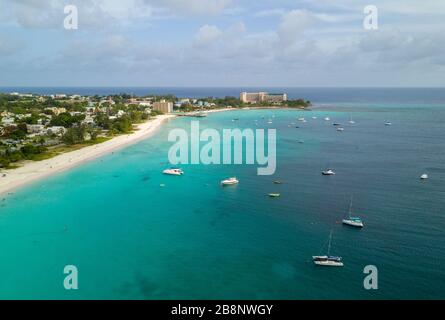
(0, 96, 444, 299)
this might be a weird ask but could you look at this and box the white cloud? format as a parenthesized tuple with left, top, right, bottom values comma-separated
(278, 10, 314, 44)
(254, 8, 285, 18)
(146, 0, 232, 16)
(193, 25, 223, 47)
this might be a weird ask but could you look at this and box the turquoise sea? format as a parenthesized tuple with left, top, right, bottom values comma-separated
(0, 89, 444, 299)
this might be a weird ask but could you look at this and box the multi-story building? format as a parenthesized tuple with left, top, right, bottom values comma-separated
(240, 92, 287, 104)
(153, 100, 173, 113)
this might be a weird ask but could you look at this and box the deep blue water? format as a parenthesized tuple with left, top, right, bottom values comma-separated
(0, 88, 444, 299)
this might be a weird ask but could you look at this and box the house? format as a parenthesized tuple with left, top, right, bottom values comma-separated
(1, 117, 15, 125)
(1, 111, 14, 118)
(116, 110, 125, 117)
(82, 115, 95, 125)
(45, 107, 67, 115)
(99, 99, 115, 106)
(26, 124, 45, 134)
(46, 126, 67, 136)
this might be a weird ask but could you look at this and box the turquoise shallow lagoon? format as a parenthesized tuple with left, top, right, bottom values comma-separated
(0, 102, 444, 299)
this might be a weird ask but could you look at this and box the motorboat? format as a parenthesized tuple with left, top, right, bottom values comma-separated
(420, 174, 429, 180)
(268, 193, 280, 198)
(322, 169, 335, 175)
(163, 168, 184, 176)
(221, 177, 239, 186)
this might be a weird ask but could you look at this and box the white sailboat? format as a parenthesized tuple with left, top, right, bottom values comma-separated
(313, 231, 344, 267)
(342, 196, 364, 228)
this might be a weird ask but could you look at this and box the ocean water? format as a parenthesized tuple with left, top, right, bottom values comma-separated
(0, 89, 445, 299)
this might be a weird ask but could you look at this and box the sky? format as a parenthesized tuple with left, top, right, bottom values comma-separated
(0, 0, 444, 87)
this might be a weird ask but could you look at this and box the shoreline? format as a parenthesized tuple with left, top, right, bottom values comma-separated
(0, 114, 176, 195)
(0, 106, 302, 196)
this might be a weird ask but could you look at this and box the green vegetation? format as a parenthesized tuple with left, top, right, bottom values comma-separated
(0, 143, 47, 168)
(50, 112, 85, 127)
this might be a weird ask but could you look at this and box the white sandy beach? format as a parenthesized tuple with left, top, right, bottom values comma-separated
(0, 114, 176, 195)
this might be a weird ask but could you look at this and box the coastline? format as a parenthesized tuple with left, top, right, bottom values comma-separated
(0, 114, 176, 196)
(0, 106, 300, 196)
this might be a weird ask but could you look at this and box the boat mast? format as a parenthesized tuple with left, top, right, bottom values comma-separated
(348, 195, 354, 218)
(327, 230, 333, 256)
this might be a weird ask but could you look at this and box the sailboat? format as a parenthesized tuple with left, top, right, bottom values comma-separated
(313, 230, 344, 267)
(349, 116, 355, 124)
(342, 196, 364, 228)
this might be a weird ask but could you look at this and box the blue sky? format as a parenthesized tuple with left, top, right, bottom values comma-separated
(0, 0, 444, 87)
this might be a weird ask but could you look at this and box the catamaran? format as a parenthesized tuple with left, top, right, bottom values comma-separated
(313, 231, 344, 267)
(342, 196, 364, 228)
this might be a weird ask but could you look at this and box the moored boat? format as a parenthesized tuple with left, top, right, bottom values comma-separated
(221, 177, 239, 186)
(313, 231, 343, 267)
(342, 196, 364, 228)
(163, 168, 184, 176)
(322, 169, 335, 175)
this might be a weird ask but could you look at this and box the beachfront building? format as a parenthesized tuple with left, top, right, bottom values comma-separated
(153, 100, 173, 113)
(240, 92, 287, 104)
